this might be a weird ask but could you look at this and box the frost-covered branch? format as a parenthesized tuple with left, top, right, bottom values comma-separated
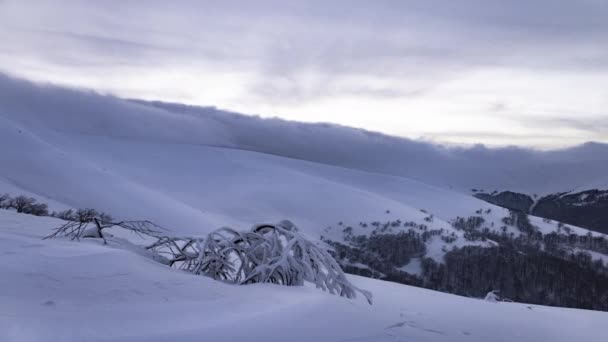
(47, 218, 372, 303)
(160, 220, 373, 304)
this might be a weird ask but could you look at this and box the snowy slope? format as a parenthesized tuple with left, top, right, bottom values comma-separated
(1, 74, 605, 240)
(3, 116, 601, 253)
(1, 211, 606, 342)
(0, 78, 484, 236)
(2, 74, 607, 276)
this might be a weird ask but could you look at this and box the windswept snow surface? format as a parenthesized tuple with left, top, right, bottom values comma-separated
(1, 211, 606, 342)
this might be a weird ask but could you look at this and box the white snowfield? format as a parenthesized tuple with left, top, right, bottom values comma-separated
(1, 211, 606, 342)
(1, 75, 608, 217)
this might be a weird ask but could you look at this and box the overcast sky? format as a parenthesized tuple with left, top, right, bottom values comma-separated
(1, 0, 607, 148)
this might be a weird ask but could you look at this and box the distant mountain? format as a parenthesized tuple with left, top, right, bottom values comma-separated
(475, 189, 608, 234)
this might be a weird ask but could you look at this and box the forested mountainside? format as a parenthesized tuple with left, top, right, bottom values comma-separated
(475, 189, 608, 234)
(324, 208, 608, 312)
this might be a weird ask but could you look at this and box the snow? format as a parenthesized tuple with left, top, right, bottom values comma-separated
(484, 291, 500, 303)
(0, 89, 515, 241)
(4, 100, 601, 250)
(0, 75, 606, 246)
(1, 75, 607, 206)
(398, 257, 423, 276)
(531, 214, 604, 238)
(1, 210, 606, 342)
(571, 248, 608, 265)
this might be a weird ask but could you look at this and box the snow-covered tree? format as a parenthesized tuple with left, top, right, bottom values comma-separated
(484, 290, 500, 302)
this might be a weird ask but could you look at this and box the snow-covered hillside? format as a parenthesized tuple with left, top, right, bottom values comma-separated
(2, 87, 603, 263)
(2, 73, 608, 331)
(0, 76, 508, 234)
(0, 74, 605, 236)
(1, 210, 606, 342)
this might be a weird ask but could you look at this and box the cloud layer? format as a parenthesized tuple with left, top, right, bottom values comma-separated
(2, 73, 607, 197)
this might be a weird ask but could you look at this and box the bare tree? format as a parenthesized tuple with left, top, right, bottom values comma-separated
(0, 193, 10, 209)
(10, 195, 36, 213)
(45, 215, 164, 245)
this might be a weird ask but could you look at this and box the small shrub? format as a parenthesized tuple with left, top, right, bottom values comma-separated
(6, 195, 49, 216)
(28, 202, 49, 216)
(52, 209, 75, 221)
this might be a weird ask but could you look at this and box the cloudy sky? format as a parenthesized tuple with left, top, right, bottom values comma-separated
(0, 0, 607, 148)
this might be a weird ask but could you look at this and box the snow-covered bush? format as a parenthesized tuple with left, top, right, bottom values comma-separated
(152, 220, 372, 303)
(47, 217, 372, 304)
(51, 209, 75, 221)
(484, 290, 500, 302)
(484, 290, 513, 303)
